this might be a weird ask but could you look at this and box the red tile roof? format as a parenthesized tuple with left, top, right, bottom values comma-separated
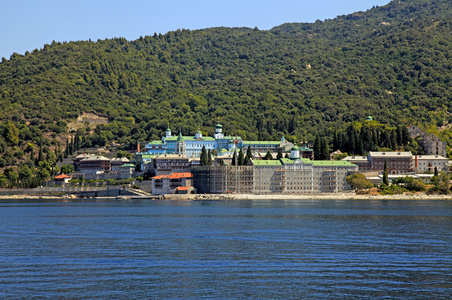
(55, 174, 71, 180)
(152, 172, 192, 180)
(169, 172, 193, 179)
(152, 174, 169, 180)
(176, 187, 192, 191)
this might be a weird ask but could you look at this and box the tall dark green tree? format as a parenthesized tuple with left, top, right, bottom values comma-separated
(207, 149, 212, 166)
(277, 149, 283, 160)
(245, 146, 252, 164)
(314, 135, 321, 160)
(200, 145, 208, 166)
(383, 160, 389, 186)
(320, 137, 329, 160)
(264, 150, 272, 160)
(238, 149, 245, 166)
(231, 150, 237, 166)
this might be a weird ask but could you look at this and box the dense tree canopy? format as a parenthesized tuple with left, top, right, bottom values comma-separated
(1, 0, 452, 183)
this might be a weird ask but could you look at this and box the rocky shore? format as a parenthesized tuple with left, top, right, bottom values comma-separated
(164, 192, 452, 201)
(1, 192, 452, 201)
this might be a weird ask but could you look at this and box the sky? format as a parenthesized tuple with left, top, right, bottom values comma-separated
(1, 0, 391, 59)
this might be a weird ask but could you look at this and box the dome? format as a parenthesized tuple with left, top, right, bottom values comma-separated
(291, 146, 300, 151)
(366, 115, 373, 121)
(215, 123, 223, 129)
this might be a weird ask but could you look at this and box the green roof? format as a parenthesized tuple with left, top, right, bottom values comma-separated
(120, 164, 135, 167)
(312, 160, 356, 167)
(243, 141, 281, 145)
(148, 141, 163, 145)
(215, 123, 223, 128)
(291, 146, 300, 151)
(166, 136, 216, 141)
(139, 154, 157, 158)
(280, 158, 312, 165)
(254, 160, 282, 166)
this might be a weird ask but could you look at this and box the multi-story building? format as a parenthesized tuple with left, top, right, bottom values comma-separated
(418, 134, 447, 157)
(341, 156, 371, 171)
(111, 157, 130, 171)
(145, 123, 292, 158)
(193, 146, 358, 194)
(253, 160, 285, 193)
(78, 155, 111, 174)
(192, 166, 254, 194)
(369, 151, 414, 174)
(415, 155, 449, 173)
(343, 152, 415, 174)
(151, 172, 193, 195)
(151, 154, 191, 175)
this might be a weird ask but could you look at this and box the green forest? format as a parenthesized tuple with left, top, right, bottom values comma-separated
(1, 0, 452, 186)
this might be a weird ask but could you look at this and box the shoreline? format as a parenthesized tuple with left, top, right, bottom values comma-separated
(2, 192, 451, 201)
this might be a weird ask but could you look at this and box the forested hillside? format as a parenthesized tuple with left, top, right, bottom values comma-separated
(0, 0, 452, 184)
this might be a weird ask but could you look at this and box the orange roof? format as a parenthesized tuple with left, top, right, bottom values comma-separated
(169, 172, 192, 179)
(176, 187, 192, 191)
(152, 173, 192, 180)
(152, 174, 169, 180)
(55, 174, 71, 179)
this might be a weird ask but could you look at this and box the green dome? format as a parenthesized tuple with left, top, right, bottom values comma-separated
(366, 115, 373, 121)
(291, 146, 300, 151)
(215, 123, 223, 128)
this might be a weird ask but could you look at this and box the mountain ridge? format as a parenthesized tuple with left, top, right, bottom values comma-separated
(0, 0, 452, 158)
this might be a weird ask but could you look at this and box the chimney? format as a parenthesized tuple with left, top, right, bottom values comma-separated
(137, 142, 141, 153)
(415, 155, 418, 169)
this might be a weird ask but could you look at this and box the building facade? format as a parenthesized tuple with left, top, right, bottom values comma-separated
(418, 134, 447, 157)
(145, 123, 292, 158)
(151, 172, 193, 195)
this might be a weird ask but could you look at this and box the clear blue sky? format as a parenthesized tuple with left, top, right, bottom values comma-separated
(1, 0, 391, 59)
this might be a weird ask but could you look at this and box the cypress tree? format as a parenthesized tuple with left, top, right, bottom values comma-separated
(231, 150, 237, 166)
(38, 143, 43, 163)
(245, 146, 252, 162)
(277, 149, 283, 160)
(314, 135, 321, 160)
(200, 146, 208, 166)
(207, 149, 212, 166)
(434, 166, 438, 177)
(359, 137, 364, 156)
(238, 149, 245, 166)
(264, 150, 272, 160)
(285, 153, 290, 158)
(70, 135, 74, 155)
(337, 131, 343, 151)
(333, 130, 338, 151)
(383, 160, 389, 186)
(321, 137, 329, 160)
(391, 130, 398, 150)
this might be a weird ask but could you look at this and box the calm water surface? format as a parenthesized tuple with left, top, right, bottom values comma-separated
(0, 198, 451, 299)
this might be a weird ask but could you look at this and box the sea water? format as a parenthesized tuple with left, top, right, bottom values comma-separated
(0, 198, 451, 299)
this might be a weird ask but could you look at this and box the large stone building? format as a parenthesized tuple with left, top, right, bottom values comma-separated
(192, 166, 254, 194)
(145, 123, 293, 158)
(415, 155, 449, 173)
(192, 147, 358, 194)
(151, 172, 193, 195)
(343, 151, 414, 174)
(418, 134, 447, 157)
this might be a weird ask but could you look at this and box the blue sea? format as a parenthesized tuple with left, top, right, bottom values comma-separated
(0, 198, 451, 299)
